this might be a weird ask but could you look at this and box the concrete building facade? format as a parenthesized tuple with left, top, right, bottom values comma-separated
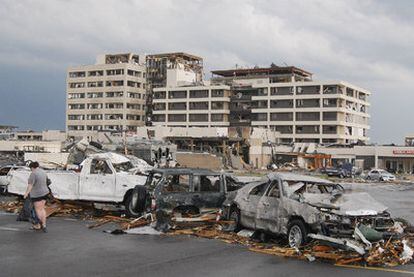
(151, 66, 370, 144)
(66, 53, 147, 138)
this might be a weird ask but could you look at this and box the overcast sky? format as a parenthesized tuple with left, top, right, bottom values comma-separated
(0, 0, 413, 143)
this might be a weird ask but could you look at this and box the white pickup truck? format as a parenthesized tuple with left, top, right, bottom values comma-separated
(4, 153, 150, 217)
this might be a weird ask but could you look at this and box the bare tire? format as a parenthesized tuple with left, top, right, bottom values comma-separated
(229, 206, 241, 232)
(287, 219, 308, 248)
(124, 186, 147, 217)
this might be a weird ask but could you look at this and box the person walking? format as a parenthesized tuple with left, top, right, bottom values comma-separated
(23, 162, 49, 232)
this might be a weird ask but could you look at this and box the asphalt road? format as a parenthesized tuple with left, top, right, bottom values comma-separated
(1, 182, 414, 277)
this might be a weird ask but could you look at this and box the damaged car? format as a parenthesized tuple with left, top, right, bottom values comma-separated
(145, 168, 244, 230)
(222, 172, 394, 250)
(4, 153, 150, 217)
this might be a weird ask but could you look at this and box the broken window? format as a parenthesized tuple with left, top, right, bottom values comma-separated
(211, 89, 224, 97)
(256, 88, 268, 96)
(296, 125, 320, 134)
(106, 69, 124, 76)
(87, 81, 103, 88)
(126, 103, 141, 109)
(270, 87, 293, 95)
(104, 114, 123, 120)
(193, 175, 221, 192)
(297, 85, 320, 95)
(88, 70, 103, 77)
(68, 93, 85, 99)
(162, 174, 190, 193)
(106, 91, 124, 98)
(153, 103, 166, 111)
(127, 70, 142, 77)
(127, 81, 141, 88)
(126, 114, 140, 120)
(271, 125, 293, 134)
(323, 99, 337, 108)
(68, 104, 85, 110)
(266, 181, 280, 198)
(105, 103, 123, 109)
(69, 82, 85, 88)
(68, 114, 84, 120)
(86, 114, 102, 120)
(106, 80, 124, 87)
(87, 92, 103, 98)
(249, 182, 268, 196)
(127, 92, 141, 99)
(296, 99, 320, 108)
(346, 88, 354, 97)
(154, 91, 166, 99)
(69, 71, 86, 78)
(90, 160, 112, 175)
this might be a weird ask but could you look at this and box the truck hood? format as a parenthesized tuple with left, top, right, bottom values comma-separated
(301, 192, 388, 216)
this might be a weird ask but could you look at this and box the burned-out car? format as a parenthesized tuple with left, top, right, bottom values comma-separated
(145, 168, 244, 215)
(222, 172, 394, 249)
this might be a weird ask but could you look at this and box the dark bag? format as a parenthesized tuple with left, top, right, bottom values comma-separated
(16, 198, 40, 224)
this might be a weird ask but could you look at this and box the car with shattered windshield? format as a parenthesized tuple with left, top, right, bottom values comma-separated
(222, 172, 394, 248)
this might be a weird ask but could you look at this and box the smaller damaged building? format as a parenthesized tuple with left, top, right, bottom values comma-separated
(223, 173, 394, 253)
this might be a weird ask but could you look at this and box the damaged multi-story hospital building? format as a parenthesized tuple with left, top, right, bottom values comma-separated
(66, 52, 370, 145)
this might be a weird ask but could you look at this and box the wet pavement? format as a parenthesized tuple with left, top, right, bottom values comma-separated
(1, 182, 414, 276)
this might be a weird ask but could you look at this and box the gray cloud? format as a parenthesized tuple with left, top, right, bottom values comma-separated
(0, 0, 413, 143)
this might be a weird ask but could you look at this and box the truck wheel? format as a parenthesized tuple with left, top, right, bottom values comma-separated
(125, 186, 147, 217)
(229, 206, 241, 232)
(287, 219, 308, 248)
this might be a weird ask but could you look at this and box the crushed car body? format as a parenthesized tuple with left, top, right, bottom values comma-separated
(222, 172, 394, 250)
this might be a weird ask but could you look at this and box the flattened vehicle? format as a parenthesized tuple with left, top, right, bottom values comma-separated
(223, 172, 394, 249)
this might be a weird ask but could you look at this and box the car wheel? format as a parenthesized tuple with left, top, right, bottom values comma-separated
(287, 219, 308, 248)
(124, 186, 147, 217)
(229, 206, 241, 232)
(380, 177, 384, 182)
(366, 176, 371, 180)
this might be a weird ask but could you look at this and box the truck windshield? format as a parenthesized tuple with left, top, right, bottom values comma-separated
(113, 162, 134, 172)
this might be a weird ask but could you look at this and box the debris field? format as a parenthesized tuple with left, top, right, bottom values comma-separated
(1, 198, 413, 268)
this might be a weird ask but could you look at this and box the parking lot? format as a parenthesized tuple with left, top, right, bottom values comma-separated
(1, 181, 414, 276)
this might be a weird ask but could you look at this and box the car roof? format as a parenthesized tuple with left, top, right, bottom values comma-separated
(267, 172, 333, 184)
(150, 168, 219, 176)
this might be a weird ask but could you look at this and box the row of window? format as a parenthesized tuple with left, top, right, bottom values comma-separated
(68, 114, 142, 121)
(69, 80, 144, 89)
(154, 89, 226, 99)
(68, 103, 143, 110)
(267, 125, 338, 134)
(249, 98, 366, 110)
(67, 125, 139, 131)
(249, 112, 339, 121)
(69, 69, 144, 78)
(153, 101, 228, 111)
(68, 91, 143, 99)
(152, 114, 226, 122)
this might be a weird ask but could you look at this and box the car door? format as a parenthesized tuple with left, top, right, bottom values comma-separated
(155, 173, 192, 211)
(79, 158, 116, 201)
(192, 174, 225, 211)
(255, 179, 282, 233)
(239, 182, 269, 229)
